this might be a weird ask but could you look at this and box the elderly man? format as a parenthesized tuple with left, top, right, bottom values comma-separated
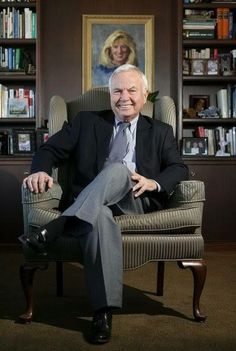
(22, 64, 188, 344)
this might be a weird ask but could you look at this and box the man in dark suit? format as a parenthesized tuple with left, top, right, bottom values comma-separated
(23, 64, 188, 344)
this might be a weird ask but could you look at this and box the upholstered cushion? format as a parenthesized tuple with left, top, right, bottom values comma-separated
(28, 204, 201, 235)
(23, 201, 204, 268)
(22, 232, 204, 269)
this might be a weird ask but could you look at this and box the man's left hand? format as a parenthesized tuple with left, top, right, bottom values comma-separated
(131, 172, 157, 197)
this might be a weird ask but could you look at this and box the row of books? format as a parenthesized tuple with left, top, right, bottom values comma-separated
(183, 18, 216, 39)
(194, 126, 236, 156)
(216, 7, 234, 39)
(0, 85, 35, 118)
(0, 7, 36, 39)
(183, 7, 235, 39)
(0, 47, 27, 71)
(183, 48, 236, 60)
(217, 85, 236, 118)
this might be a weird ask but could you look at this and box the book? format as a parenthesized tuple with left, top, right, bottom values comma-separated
(232, 85, 236, 118)
(217, 8, 223, 39)
(228, 11, 234, 38)
(222, 8, 230, 39)
(183, 29, 215, 39)
(195, 126, 205, 137)
(217, 88, 228, 118)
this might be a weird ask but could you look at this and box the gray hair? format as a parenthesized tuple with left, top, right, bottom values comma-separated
(108, 64, 149, 93)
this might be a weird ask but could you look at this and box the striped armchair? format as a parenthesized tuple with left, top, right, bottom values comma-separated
(19, 89, 207, 324)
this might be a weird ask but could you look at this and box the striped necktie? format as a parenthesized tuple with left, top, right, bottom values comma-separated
(108, 122, 131, 163)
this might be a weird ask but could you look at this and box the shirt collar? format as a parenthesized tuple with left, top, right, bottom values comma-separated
(114, 115, 139, 129)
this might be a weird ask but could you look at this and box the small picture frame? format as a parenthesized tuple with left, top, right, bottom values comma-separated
(36, 128, 49, 149)
(191, 59, 205, 75)
(13, 129, 36, 155)
(8, 98, 29, 118)
(182, 137, 208, 156)
(218, 53, 231, 75)
(206, 59, 219, 75)
(189, 94, 210, 117)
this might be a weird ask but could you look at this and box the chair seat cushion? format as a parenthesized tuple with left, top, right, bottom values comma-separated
(28, 205, 202, 234)
(23, 205, 204, 268)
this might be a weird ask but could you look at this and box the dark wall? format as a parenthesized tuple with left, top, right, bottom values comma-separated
(40, 0, 173, 120)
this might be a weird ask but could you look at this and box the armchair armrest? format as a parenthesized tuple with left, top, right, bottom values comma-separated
(167, 180, 205, 208)
(115, 180, 205, 235)
(21, 182, 62, 234)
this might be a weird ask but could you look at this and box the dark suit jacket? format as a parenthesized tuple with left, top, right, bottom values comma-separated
(32, 110, 189, 210)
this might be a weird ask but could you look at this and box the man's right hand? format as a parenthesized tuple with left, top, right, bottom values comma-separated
(23, 172, 53, 194)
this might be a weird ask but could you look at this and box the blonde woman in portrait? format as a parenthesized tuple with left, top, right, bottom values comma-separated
(93, 30, 138, 86)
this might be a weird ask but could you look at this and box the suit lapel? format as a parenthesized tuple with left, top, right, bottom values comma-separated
(136, 115, 152, 172)
(95, 110, 114, 171)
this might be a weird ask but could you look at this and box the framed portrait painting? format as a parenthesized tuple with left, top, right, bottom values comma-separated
(82, 15, 154, 92)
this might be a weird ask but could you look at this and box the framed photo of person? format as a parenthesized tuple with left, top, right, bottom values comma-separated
(191, 59, 205, 76)
(189, 94, 210, 117)
(206, 59, 219, 76)
(182, 137, 208, 156)
(82, 15, 154, 91)
(12, 129, 36, 155)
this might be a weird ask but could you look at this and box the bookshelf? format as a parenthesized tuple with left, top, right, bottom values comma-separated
(0, 0, 41, 158)
(177, 1, 236, 241)
(0, 0, 41, 244)
(179, 1, 236, 159)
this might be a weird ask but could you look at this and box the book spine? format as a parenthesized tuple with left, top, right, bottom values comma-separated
(228, 11, 233, 39)
(183, 30, 215, 39)
(217, 8, 223, 39)
(232, 85, 236, 118)
(222, 8, 229, 39)
(217, 88, 228, 118)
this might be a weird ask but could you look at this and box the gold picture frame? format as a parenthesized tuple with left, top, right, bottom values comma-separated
(82, 15, 154, 92)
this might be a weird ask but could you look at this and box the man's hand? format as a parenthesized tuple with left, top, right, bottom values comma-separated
(131, 172, 157, 197)
(23, 171, 53, 194)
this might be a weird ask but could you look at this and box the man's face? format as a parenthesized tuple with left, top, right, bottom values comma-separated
(110, 70, 148, 122)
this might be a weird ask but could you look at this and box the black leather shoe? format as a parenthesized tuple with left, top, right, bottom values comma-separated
(90, 311, 112, 344)
(19, 230, 48, 255)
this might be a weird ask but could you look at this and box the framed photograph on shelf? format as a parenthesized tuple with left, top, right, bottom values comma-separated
(36, 128, 49, 149)
(82, 14, 154, 91)
(182, 137, 208, 156)
(191, 59, 205, 76)
(189, 94, 210, 117)
(13, 129, 36, 155)
(8, 98, 29, 118)
(206, 59, 218, 76)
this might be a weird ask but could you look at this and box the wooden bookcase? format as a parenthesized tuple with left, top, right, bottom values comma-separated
(176, 0, 236, 241)
(0, 0, 41, 244)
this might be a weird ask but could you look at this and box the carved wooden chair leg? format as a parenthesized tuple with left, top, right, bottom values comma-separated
(156, 261, 165, 296)
(19, 262, 49, 323)
(56, 261, 63, 297)
(178, 260, 207, 322)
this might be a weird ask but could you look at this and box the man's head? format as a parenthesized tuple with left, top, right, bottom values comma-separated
(108, 64, 149, 122)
